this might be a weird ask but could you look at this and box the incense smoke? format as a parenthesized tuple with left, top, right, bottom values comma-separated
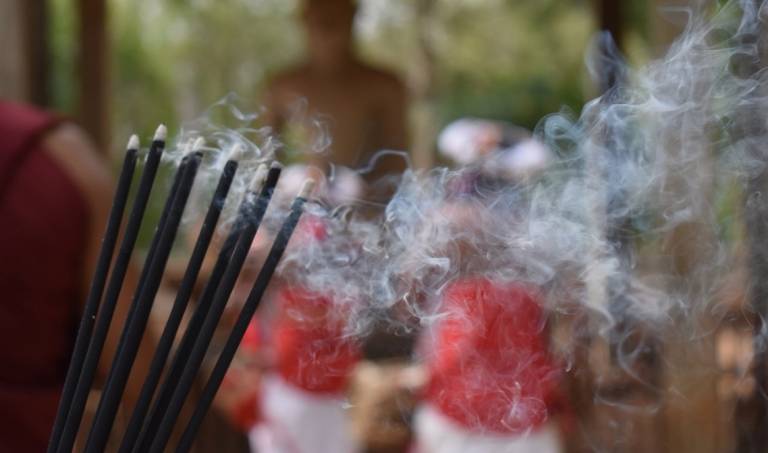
(275, 0, 768, 442)
(142, 0, 768, 446)
(273, 0, 767, 335)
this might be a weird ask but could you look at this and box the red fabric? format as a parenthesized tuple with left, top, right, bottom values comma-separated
(297, 215, 328, 242)
(289, 214, 328, 247)
(241, 320, 264, 352)
(0, 102, 88, 452)
(226, 216, 357, 430)
(424, 278, 562, 435)
(225, 287, 359, 430)
(233, 391, 262, 431)
(273, 287, 359, 394)
(223, 323, 263, 432)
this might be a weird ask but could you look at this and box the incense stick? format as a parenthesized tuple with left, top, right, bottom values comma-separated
(122, 149, 193, 330)
(118, 138, 215, 345)
(55, 125, 167, 453)
(130, 163, 281, 453)
(146, 165, 282, 453)
(97, 146, 193, 401)
(84, 148, 204, 453)
(116, 155, 239, 453)
(47, 136, 140, 453)
(176, 180, 314, 453)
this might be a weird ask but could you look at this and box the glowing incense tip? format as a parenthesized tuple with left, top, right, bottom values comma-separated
(229, 143, 245, 161)
(191, 137, 206, 151)
(154, 124, 168, 142)
(298, 179, 315, 199)
(250, 164, 269, 192)
(127, 134, 140, 151)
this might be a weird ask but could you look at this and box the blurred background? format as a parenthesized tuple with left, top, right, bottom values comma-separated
(1, 0, 677, 166)
(2, 1, 754, 452)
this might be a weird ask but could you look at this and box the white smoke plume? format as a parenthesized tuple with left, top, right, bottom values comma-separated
(137, 0, 768, 447)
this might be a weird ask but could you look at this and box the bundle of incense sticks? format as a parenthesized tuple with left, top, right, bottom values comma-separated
(47, 126, 313, 452)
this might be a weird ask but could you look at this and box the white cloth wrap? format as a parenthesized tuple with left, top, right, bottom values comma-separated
(413, 404, 563, 453)
(248, 374, 357, 453)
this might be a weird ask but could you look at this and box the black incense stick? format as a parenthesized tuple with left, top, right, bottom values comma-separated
(146, 165, 281, 453)
(131, 163, 281, 453)
(116, 157, 238, 453)
(129, 210, 243, 453)
(110, 151, 190, 357)
(84, 150, 204, 453)
(56, 125, 167, 453)
(47, 136, 140, 453)
(176, 180, 313, 453)
(121, 147, 196, 333)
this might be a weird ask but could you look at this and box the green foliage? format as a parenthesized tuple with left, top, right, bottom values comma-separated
(111, 0, 178, 143)
(50, 0, 609, 145)
(155, 0, 303, 115)
(49, 0, 76, 113)
(356, 0, 595, 129)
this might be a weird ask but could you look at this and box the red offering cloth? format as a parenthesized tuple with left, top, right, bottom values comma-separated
(231, 288, 360, 431)
(272, 287, 360, 394)
(270, 215, 359, 394)
(230, 215, 359, 430)
(423, 278, 563, 435)
(0, 102, 88, 451)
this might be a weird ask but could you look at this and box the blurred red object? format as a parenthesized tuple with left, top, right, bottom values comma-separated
(225, 322, 265, 431)
(424, 278, 563, 434)
(273, 287, 360, 394)
(293, 214, 328, 245)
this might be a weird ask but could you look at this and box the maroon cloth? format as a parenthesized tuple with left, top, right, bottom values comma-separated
(0, 102, 89, 452)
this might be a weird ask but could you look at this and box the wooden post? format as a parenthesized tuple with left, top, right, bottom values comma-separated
(0, 0, 49, 105)
(593, 0, 624, 93)
(0, 0, 25, 101)
(648, 2, 722, 452)
(743, 169, 768, 453)
(77, 0, 109, 150)
(741, 3, 768, 451)
(21, 0, 50, 107)
(579, 5, 665, 452)
(596, 0, 623, 61)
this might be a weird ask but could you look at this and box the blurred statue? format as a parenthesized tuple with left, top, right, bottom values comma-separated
(264, 0, 408, 185)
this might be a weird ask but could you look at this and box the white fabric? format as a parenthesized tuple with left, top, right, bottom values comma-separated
(277, 164, 363, 204)
(493, 138, 552, 179)
(437, 119, 490, 165)
(414, 404, 563, 453)
(438, 119, 552, 179)
(248, 374, 357, 453)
